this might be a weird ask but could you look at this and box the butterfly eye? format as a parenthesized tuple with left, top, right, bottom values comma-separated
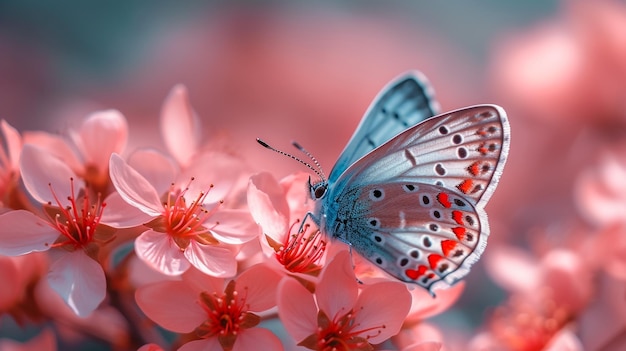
(314, 185, 327, 199)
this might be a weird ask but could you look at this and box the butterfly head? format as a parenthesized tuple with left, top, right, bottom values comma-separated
(308, 176, 328, 200)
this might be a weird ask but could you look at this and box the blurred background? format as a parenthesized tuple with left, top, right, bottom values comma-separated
(2, 0, 626, 350)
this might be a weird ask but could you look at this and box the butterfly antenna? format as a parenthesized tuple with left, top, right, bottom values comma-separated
(257, 138, 326, 181)
(291, 141, 327, 182)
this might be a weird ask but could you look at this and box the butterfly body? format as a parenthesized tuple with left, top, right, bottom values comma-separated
(306, 72, 510, 293)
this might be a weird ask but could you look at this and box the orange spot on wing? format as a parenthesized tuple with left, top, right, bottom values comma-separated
(441, 240, 457, 257)
(477, 143, 488, 155)
(451, 210, 464, 225)
(406, 265, 428, 280)
(428, 254, 443, 270)
(468, 162, 480, 176)
(452, 227, 466, 240)
(457, 179, 473, 194)
(437, 192, 451, 208)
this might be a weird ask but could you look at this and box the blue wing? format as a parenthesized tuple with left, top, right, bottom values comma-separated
(328, 71, 439, 184)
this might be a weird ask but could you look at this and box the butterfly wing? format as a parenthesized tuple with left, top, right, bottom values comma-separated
(328, 71, 439, 184)
(323, 105, 509, 292)
(334, 105, 510, 208)
(332, 182, 487, 291)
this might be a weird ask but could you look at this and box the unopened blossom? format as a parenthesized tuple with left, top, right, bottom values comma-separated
(108, 153, 257, 277)
(278, 251, 411, 351)
(247, 172, 326, 279)
(136, 264, 283, 351)
(0, 144, 116, 316)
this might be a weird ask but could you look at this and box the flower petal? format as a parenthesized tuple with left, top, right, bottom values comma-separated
(128, 149, 178, 195)
(135, 230, 190, 276)
(160, 85, 201, 167)
(484, 245, 540, 292)
(404, 342, 443, 351)
(1, 120, 22, 170)
(181, 151, 243, 204)
(99, 191, 154, 228)
(135, 280, 206, 333)
(47, 250, 106, 317)
(22, 131, 83, 173)
(184, 241, 236, 277)
(77, 110, 128, 173)
(544, 329, 584, 351)
(178, 339, 221, 351)
(247, 172, 289, 240)
(352, 281, 411, 344)
(317, 251, 358, 318)
(235, 264, 282, 311)
(0, 210, 57, 256)
(277, 277, 318, 343)
(407, 281, 465, 321)
(234, 328, 284, 351)
(20, 144, 84, 204)
(208, 209, 260, 245)
(109, 153, 163, 216)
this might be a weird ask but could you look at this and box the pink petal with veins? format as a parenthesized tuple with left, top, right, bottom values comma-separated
(160, 85, 201, 167)
(247, 172, 289, 240)
(353, 281, 411, 344)
(316, 251, 358, 319)
(277, 277, 318, 343)
(77, 110, 128, 172)
(0, 210, 58, 256)
(208, 209, 259, 245)
(135, 280, 206, 333)
(181, 151, 243, 204)
(128, 149, 178, 195)
(235, 264, 282, 311)
(20, 144, 84, 204)
(109, 153, 163, 216)
(99, 191, 154, 228)
(184, 241, 236, 277)
(135, 230, 190, 276)
(47, 250, 106, 317)
(22, 132, 83, 174)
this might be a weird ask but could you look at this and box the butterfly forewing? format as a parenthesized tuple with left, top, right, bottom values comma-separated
(329, 71, 439, 184)
(338, 105, 509, 208)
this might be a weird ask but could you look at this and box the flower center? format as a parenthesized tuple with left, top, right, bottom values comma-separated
(273, 222, 326, 275)
(146, 179, 221, 249)
(196, 280, 260, 351)
(299, 308, 384, 351)
(46, 178, 114, 256)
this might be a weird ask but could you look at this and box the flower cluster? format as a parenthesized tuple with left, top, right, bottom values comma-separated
(0, 85, 456, 351)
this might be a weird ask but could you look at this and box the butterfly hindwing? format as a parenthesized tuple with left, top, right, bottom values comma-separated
(329, 71, 439, 184)
(331, 181, 486, 291)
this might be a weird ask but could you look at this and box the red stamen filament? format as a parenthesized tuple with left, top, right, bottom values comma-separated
(277, 222, 326, 274)
(46, 178, 106, 250)
(162, 180, 219, 239)
(317, 308, 385, 351)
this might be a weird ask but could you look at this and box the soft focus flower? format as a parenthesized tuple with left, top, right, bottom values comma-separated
(109, 153, 257, 277)
(0, 119, 25, 209)
(0, 144, 116, 316)
(278, 251, 412, 350)
(136, 264, 283, 351)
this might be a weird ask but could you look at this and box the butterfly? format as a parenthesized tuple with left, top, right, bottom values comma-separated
(261, 71, 510, 293)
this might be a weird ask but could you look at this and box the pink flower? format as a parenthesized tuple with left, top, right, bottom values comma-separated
(0, 144, 116, 316)
(160, 84, 201, 168)
(247, 172, 326, 278)
(278, 251, 411, 350)
(23, 109, 128, 195)
(135, 264, 283, 351)
(109, 153, 257, 277)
